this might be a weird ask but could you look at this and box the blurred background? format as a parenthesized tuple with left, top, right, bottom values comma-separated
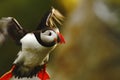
(0, 0, 120, 80)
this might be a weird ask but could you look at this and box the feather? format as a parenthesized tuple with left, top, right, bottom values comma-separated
(37, 7, 64, 31)
(0, 17, 26, 45)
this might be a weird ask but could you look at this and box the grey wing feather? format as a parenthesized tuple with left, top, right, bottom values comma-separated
(0, 17, 26, 45)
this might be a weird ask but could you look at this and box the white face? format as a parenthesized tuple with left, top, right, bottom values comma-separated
(40, 30, 58, 43)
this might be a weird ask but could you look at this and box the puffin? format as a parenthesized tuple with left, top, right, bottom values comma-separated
(0, 7, 65, 80)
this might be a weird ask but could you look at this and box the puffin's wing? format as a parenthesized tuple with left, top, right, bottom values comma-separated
(0, 17, 26, 45)
(36, 7, 64, 30)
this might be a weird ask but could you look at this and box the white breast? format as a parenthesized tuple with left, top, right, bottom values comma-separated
(13, 33, 56, 67)
(20, 33, 42, 50)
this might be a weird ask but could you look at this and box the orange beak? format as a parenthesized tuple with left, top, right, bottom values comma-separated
(57, 32, 65, 44)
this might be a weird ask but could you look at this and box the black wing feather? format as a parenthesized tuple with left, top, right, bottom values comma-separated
(37, 7, 64, 31)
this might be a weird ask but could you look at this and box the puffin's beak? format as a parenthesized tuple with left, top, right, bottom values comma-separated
(57, 32, 65, 44)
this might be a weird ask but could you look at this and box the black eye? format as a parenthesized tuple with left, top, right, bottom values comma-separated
(48, 32, 52, 36)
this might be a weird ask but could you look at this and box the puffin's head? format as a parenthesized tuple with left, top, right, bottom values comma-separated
(34, 28, 65, 47)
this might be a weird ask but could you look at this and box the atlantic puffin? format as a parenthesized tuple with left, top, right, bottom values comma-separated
(0, 7, 65, 80)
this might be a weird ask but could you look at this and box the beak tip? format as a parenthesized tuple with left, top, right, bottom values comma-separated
(61, 38, 65, 44)
(58, 33, 65, 44)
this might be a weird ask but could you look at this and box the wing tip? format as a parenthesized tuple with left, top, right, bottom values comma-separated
(46, 7, 64, 28)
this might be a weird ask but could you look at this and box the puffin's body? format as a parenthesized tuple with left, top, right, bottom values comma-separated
(14, 33, 55, 67)
(0, 7, 65, 80)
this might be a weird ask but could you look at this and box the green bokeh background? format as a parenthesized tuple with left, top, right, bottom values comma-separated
(0, 0, 120, 80)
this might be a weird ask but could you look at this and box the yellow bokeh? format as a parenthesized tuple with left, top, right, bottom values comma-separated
(57, 0, 80, 13)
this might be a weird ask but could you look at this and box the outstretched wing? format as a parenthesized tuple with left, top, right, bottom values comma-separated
(0, 17, 26, 45)
(36, 7, 64, 31)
